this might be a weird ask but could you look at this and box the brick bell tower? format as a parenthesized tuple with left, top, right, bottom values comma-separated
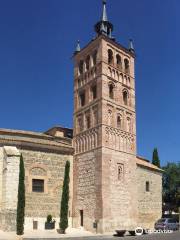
(73, 0, 138, 233)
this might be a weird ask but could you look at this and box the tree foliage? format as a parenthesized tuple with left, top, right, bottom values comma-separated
(163, 162, 180, 212)
(59, 161, 70, 232)
(152, 148, 160, 168)
(16, 154, 25, 235)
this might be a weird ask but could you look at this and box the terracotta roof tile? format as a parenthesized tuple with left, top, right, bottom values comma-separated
(136, 156, 163, 173)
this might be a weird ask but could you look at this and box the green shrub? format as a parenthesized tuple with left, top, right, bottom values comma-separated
(47, 214, 52, 223)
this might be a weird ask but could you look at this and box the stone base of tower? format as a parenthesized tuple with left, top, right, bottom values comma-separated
(72, 149, 102, 233)
(100, 148, 138, 233)
(0, 210, 16, 232)
(72, 148, 139, 234)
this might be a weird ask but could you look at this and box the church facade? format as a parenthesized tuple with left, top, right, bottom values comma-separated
(0, 0, 162, 234)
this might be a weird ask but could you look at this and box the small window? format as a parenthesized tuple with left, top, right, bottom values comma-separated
(118, 164, 124, 180)
(108, 49, 113, 65)
(116, 54, 122, 68)
(124, 59, 130, 73)
(91, 85, 97, 100)
(146, 181, 150, 192)
(109, 84, 114, 99)
(79, 60, 84, 75)
(86, 56, 90, 71)
(123, 90, 128, 105)
(79, 91, 86, 107)
(86, 115, 91, 129)
(32, 179, 44, 193)
(117, 115, 121, 129)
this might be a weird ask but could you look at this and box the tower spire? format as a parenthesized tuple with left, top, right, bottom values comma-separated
(74, 40, 81, 55)
(129, 39, 135, 53)
(94, 0, 113, 38)
(102, 0, 108, 22)
(76, 40, 81, 52)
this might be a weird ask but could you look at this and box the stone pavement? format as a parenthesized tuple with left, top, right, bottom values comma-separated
(23, 228, 95, 239)
(24, 231, 180, 240)
(0, 230, 17, 240)
(0, 229, 179, 240)
(0, 228, 96, 240)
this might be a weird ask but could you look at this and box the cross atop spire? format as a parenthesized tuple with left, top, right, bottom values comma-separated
(94, 0, 114, 38)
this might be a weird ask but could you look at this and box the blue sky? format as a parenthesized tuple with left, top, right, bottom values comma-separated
(0, 0, 179, 166)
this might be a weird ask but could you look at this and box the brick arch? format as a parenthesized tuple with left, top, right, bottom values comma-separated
(27, 164, 51, 178)
(26, 164, 51, 194)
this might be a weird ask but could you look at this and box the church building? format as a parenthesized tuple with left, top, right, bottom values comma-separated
(0, 0, 163, 234)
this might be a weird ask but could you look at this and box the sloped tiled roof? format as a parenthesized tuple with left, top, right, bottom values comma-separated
(136, 156, 163, 173)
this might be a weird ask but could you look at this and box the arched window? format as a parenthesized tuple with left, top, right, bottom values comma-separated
(86, 114, 91, 129)
(79, 91, 86, 107)
(79, 60, 84, 75)
(108, 49, 114, 65)
(123, 90, 128, 105)
(93, 50, 97, 66)
(117, 164, 124, 180)
(91, 85, 97, 100)
(116, 54, 122, 68)
(109, 84, 114, 99)
(124, 58, 130, 73)
(127, 117, 131, 132)
(119, 73, 123, 82)
(117, 115, 122, 129)
(108, 109, 112, 125)
(86, 55, 90, 71)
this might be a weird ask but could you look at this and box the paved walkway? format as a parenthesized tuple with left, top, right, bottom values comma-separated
(23, 228, 96, 239)
(0, 229, 179, 240)
(0, 230, 17, 240)
(24, 231, 180, 240)
(0, 228, 98, 240)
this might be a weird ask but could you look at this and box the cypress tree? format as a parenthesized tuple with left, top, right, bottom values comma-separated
(16, 154, 25, 235)
(152, 148, 160, 168)
(59, 161, 70, 233)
